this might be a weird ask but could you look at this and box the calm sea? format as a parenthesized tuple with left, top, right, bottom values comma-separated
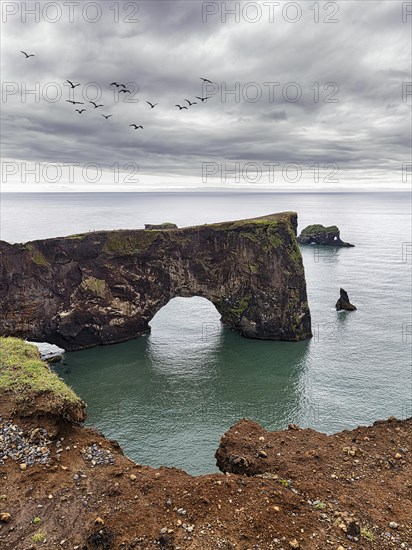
(1, 192, 411, 474)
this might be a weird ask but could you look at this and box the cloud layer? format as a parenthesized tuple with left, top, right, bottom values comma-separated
(1, 0, 411, 190)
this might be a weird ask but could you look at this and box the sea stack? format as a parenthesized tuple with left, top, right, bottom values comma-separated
(336, 288, 357, 311)
(297, 224, 354, 247)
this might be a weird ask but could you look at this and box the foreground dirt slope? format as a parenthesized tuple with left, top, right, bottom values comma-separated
(1, 412, 411, 550)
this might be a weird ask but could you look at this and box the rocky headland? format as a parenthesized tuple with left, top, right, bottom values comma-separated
(297, 225, 354, 247)
(0, 339, 411, 550)
(0, 212, 311, 350)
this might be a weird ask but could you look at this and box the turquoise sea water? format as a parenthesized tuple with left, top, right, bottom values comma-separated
(1, 192, 411, 474)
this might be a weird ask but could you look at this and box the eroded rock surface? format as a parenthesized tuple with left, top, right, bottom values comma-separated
(335, 288, 357, 311)
(0, 212, 311, 350)
(297, 224, 354, 247)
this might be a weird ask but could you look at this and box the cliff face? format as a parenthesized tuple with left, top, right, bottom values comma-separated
(0, 212, 311, 350)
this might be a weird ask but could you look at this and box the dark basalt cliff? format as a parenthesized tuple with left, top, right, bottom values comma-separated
(0, 212, 311, 350)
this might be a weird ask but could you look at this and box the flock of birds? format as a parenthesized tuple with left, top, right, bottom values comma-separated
(20, 51, 215, 132)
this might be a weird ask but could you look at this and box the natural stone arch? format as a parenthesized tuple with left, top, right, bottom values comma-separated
(0, 212, 312, 350)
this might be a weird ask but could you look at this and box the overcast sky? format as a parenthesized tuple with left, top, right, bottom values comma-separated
(1, 0, 411, 191)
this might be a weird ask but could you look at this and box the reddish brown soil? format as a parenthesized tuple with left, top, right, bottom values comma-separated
(0, 410, 411, 550)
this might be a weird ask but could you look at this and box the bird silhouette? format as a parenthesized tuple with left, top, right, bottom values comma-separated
(110, 82, 120, 87)
(89, 101, 104, 108)
(119, 89, 131, 94)
(118, 84, 126, 88)
(101, 114, 113, 119)
(66, 80, 80, 89)
(75, 109, 86, 114)
(129, 124, 143, 129)
(196, 96, 210, 103)
(66, 100, 84, 105)
(200, 78, 212, 83)
(21, 51, 35, 58)
(175, 105, 188, 110)
(146, 101, 158, 108)
(185, 99, 197, 106)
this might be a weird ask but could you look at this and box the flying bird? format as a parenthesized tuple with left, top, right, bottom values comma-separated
(101, 114, 113, 119)
(75, 109, 86, 113)
(200, 78, 212, 83)
(196, 96, 210, 103)
(21, 51, 35, 58)
(110, 82, 120, 87)
(118, 84, 126, 88)
(89, 101, 104, 108)
(129, 124, 143, 129)
(146, 101, 158, 108)
(66, 100, 84, 105)
(66, 80, 80, 89)
(185, 99, 197, 106)
(119, 89, 131, 94)
(175, 105, 188, 110)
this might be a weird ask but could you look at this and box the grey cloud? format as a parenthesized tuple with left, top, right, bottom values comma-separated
(1, 0, 411, 189)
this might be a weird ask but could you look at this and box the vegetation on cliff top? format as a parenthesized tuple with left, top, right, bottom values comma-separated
(102, 230, 161, 254)
(0, 337, 84, 420)
(299, 224, 339, 235)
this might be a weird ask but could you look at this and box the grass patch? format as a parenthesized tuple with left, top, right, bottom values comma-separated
(360, 526, 375, 541)
(31, 531, 46, 543)
(24, 244, 49, 267)
(33, 517, 42, 525)
(0, 337, 82, 410)
(103, 231, 159, 254)
(82, 277, 106, 298)
(278, 478, 291, 488)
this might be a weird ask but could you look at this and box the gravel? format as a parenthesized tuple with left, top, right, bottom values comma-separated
(82, 443, 115, 466)
(0, 417, 51, 466)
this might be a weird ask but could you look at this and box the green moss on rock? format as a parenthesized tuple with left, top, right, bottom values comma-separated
(82, 277, 106, 298)
(103, 231, 159, 254)
(25, 244, 49, 267)
(300, 224, 339, 236)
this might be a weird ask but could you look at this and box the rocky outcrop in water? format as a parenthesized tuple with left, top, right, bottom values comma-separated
(297, 224, 354, 247)
(336, 288, 357, 311)
(0, 212, 311, 350)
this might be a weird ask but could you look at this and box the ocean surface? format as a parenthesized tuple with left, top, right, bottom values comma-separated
(1, 192, 411, 474)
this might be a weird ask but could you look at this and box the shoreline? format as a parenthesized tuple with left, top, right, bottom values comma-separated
(0, 339, 411, 549)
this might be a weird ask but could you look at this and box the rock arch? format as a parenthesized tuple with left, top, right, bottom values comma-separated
(0, 212, 312, 350)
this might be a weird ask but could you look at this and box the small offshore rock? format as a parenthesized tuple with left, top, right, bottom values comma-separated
(336, 288, 357, 311)
(297, 224, 354, 247)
